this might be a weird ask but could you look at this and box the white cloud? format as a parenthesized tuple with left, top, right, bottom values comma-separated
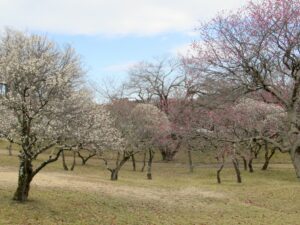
(102, 61, 137, 73)
(0, 0, 249, 36)
(171, 43, 192, 56)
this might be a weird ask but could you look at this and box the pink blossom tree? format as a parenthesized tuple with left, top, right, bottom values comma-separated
(127, 57, 185, 161)
(192, 0, 300, 179)
(204, 98, 285, 183)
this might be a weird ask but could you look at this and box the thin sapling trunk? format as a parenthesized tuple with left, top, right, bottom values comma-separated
(187, 149, 194, 173)
(232, 157, 242, 183)
(141, 151, 147, 172)
(262, 144, 276, 171)
(7, 141, 13, 156)
(147, 149, 155, 180)
(131, 154, 136, 171)
(61, 150, 69, 171)
(70, 151, 76, 171)
(248, 159, 254, 173)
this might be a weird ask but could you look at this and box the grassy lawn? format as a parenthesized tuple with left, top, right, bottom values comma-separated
(0, 145, 299, 225)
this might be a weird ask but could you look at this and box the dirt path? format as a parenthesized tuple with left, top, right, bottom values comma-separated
(0, 166, 224, 206)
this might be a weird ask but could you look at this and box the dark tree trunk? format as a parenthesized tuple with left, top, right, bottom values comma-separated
(147, 149, 154, 180)
(162, 151, 176, 161)
(77, 151, 85, 165)
(110, 169, 119, 181)
(7, 142, 13, 156)
(232, 158, 242, 183)
(13, 158, 33, 202)
(261, 160, 269, 170)
(248, 159, 254, 173)
(291, 146, 300, 179)
(262, 146, 275, 171)
(187, 149, 194, 173)
(262, 154, 270, 170)
(70, 151, 76, 171)
(217, 163, 224, 184)
(216, 155, 225, 184)
(61, 150, 69, 171)
(77, 151, 96, 165)
(241, 157, 247, 171)
(131, 154, 136, 171)
(141, 151, 147, 172)
(253, 144, 261, 159)
(160, 146, 178, 161)
(109, 154, 131, 181)
(161, 150, 167, 161)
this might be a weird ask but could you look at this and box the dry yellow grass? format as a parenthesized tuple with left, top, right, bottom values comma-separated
(0, 147, 299, 225)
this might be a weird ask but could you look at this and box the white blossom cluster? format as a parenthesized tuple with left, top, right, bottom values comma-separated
(130, 103, 171, 146)
(233, 98, 285, 137)
(0, 30, 125, 159)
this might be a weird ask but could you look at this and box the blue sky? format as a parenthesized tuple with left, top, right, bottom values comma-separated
(0, 0, 249, 84)
(46, 31, 193, 83)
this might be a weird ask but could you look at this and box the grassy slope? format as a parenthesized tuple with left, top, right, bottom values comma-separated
(0, 141, 299, 225)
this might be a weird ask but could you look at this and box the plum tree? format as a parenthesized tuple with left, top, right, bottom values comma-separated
(192, 0, 300, 178)
(0, 29, 84, 201)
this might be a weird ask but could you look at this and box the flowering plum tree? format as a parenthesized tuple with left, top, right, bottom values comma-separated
(0, 29, 84, 201)
(130, 104, 171, 179)
(193, 0, 300, 178)
(103, 98, 141, 180)
(52, 89, 123, 171)
(56, 91, 126, 177)
(205, 98, 285, 182)
(167, 98, 207, 172)
(127, 57, 185, 161)
(90, 105, 127, 181)
(233, 98, 285, 171)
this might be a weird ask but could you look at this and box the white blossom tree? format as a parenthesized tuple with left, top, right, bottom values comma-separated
(53, 90, 126, 177)
(0, 29, 84, 201)
(130, 104, 171, 179)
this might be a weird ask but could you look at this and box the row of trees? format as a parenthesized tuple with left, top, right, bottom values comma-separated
(0, 30, 171, 201)
(0, 0, 299, 202)
(99, 0, 300, 180)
